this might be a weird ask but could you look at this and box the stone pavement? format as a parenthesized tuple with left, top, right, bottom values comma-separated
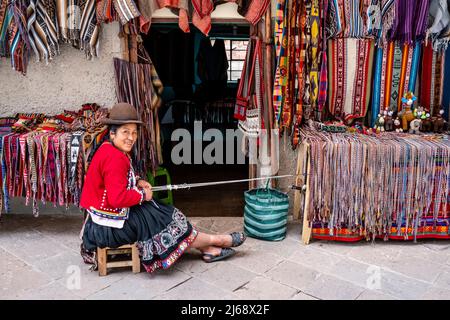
(1, 214, 450, 300)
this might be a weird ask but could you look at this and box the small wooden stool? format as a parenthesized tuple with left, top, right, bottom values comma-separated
(97, 243, 141, 276)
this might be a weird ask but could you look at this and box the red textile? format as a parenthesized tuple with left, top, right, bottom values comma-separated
(192, 0, 214, 36)
(419, 43, 433, 110)
(80, 142, 142, 214)
(245, 0, 270, 25)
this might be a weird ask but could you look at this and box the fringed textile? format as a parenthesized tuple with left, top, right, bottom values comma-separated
(427, 0, 450, 52)
(0, 105, 108, 216)
(113, 51, 162, 177)
(301, 128, 450, 242)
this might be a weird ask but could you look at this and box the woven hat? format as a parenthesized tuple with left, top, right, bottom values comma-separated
(101, 103, 143, 125)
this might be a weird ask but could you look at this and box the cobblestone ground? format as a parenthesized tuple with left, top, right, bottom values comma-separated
(1, 214, 450, 300)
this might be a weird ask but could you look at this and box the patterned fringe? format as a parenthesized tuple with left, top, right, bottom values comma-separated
(301, 127, 450, 241)
(113, 51, 163, 177)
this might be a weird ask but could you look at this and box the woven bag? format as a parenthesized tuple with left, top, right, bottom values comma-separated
(243, 181, 289, 241)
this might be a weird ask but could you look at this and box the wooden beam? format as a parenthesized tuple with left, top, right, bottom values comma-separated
(301, 143, 312, 244)
(97, 248, 108, 276)
(293, 142, 306, 220)
(132, 244, 141, 273)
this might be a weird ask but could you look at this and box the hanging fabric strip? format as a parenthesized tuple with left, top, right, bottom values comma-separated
(327, 38, 345, 119)
(281, 0, 295, 133)
(292, 0, 306, 149)
(408, 41, 421, 93)
(371, 46, 383, 127)
(431, 51, 444, 115)
(396, 44, 409, 111)
(328, 38, 374, 123)
(379, 0, 395, 45)
(383, 41, 394, 109)
(2, 134, 11, 212)
(443, 47, 450, 120)
(401, 43, 414, 101)
(379, 42, 388, 110)
(79, 0, 100, 58)
(309, 0, 320, 120)
(273, 0, 288, 127)
(317, 0, 329, 120)
(389, 42, 403, 111)
(69, 131, 83, 205)
(326, 0, 342, 38)
(420, 43, 434, 111)
(302, 1, 312, 121)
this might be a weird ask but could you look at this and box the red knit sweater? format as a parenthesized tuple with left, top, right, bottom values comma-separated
(80, 142, 142, 214)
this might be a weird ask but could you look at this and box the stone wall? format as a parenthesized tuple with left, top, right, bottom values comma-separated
(0, 22, 120, 116)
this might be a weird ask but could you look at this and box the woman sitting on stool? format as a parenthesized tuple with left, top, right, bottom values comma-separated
(80, 102, 246, 273)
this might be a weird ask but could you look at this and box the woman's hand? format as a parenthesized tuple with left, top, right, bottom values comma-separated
(143, 185, 153, 201)
(137, 179, 152, 189)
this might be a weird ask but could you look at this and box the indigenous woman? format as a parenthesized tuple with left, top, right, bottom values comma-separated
(80, 103, 246, 272)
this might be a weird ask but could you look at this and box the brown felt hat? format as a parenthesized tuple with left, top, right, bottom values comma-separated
(101, 102, 144, 125)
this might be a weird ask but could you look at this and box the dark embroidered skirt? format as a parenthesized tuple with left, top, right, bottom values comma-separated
(81, 200, 198, 273)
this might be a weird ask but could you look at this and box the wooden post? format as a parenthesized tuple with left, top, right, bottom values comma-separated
(121, 25, 130, 62)
(301, 143, 312, 244)
(249, 24, 258, 190)
(97, 248, 107, 276)
(132, 244, 141, 273)
(293, 142, 306, 220)
(264, 2, 278, 189)
(129, 32, 138, 64)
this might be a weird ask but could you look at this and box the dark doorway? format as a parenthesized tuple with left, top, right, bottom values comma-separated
(143, 23, 250, 217)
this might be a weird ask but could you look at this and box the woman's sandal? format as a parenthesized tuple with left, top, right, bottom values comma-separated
(203, 248, 236, 263)
(230, 232, 247, 247)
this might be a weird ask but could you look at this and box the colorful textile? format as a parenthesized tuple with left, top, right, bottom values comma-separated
(326, 0, 342, 38)
(291, 0, 306, 148)
(420, 43, 445, 114)
(327, 38, 375, 124)
(113, 0, 141, 25)
(408, 41, 421, 93)
(308, 0, 320, 120)
(79, 0, 100, 58)
(370, 46, 383, 127)
(244, 0, 270, 25)
(0, 106, 115, 216)
(389, 42, 402, 110)
(113, 52, 163, 175)
(317, 0, 329, 120)
(0, 0, 100, 73)
(281, 0, 296, 132)
(391, 0, 429, 45)
(443, 47, 450, 121)
(272, 0, 287, 125)
(379, 0, 395, 45)
(236, 37, 265, 138)
(301, 129, 450, 242)
(427, 0, 450, 52)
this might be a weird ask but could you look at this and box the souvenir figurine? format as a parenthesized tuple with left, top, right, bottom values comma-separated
(394, 117, 403, 132)
(433, 109, 447, 133)
(409, 118, 421, 134)
(420, 112, 433, 132)
(399, 92, 417, 131)
(384, 110, 395, 132)
(374, 113, 385, 133)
